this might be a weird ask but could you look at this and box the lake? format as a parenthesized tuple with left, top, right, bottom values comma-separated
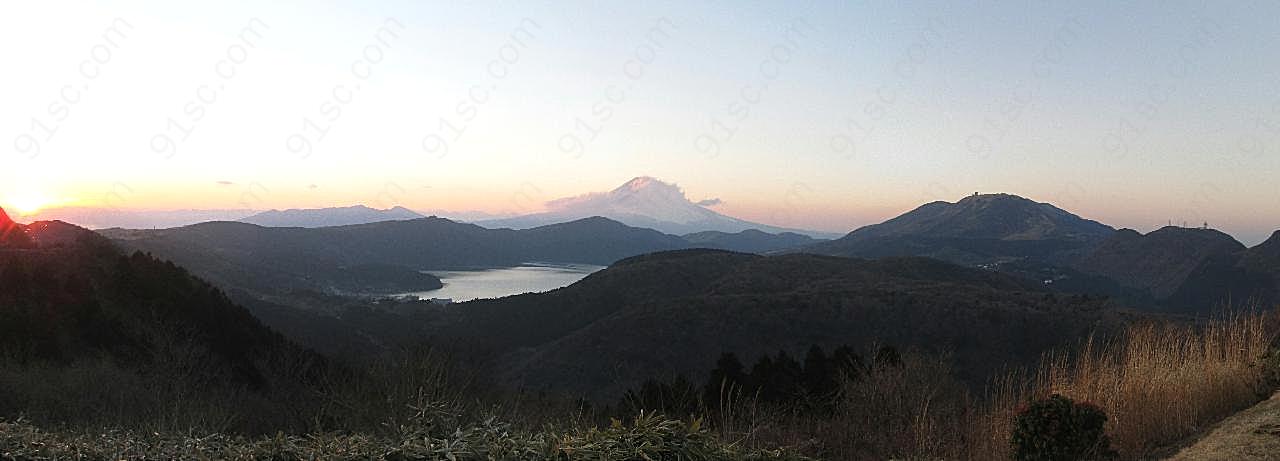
(403, 263, 605, 303)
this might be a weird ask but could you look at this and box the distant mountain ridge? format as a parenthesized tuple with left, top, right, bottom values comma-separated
(801, 194, 1280, 312)
(1074, 226, 1278, 310)
(805, 193, 1115, 265)
(1074, 227, 1246, 299)
(478, 177, 838, 238)
(240, 205, 423, 227)
(101, 216, 695, 299)
(16, 207, 255, 230)
(683, 229, 825, 253)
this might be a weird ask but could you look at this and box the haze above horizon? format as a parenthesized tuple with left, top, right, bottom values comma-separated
(4, 1, 1279, 244)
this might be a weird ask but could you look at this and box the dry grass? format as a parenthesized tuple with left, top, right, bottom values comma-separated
(0, 413, 812, 461)
(2, 312, 1275, 460)
(703, 310, 1279, 460)
(967, 309, 1278, 460)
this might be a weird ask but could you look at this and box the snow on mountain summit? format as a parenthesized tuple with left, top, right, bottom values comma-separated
(545, 177, 719, 225)
(478, 177, 836, 238)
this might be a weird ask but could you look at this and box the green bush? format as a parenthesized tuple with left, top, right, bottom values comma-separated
(1011, 394, 1116, 461)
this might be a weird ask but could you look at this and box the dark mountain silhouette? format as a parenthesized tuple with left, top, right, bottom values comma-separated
(0, 207, 33, 248)
(1240, 231, 1280, 273)
(682, 229, 824, 254)
(1238, 232, 1280, 305)
(1074, 227, 1278, 310)
(804, 193, 1115, 266)
(101, 216, 690, 298)
(239, 205, 423, 227)
(436, 249, 1134, 399)
(1074, 227, 1246, 299)
(478, 177, 838, 238)
(0, 215, 323, 430)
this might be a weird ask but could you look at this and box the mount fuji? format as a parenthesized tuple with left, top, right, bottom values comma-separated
(476, 177, 836, 238)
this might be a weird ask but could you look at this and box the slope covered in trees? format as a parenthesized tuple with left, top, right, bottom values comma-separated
(434, 250, 1135, 399)
(0, 215, 322, 431)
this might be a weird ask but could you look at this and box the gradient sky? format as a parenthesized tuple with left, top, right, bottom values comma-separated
(4, 1, 1279, 244)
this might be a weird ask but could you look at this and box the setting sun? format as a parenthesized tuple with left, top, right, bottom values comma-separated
(5, 192, 54, 216)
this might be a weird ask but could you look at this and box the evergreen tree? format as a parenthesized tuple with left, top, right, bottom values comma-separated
(748, 355, 775, 400)
(831, 345, 866, 382)
(703, 352, 746, 410)
(802, 345, 835, 398)
(874, 344, 902, 369)
(766, 351, 803, 403)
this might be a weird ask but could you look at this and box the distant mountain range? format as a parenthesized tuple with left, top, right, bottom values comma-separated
(101, 216, 694, 297)
(97, 191, 1280, 314)
(239, 205, 424, 227)
(9, 197, 1280, 406)
(477, 177, 839, 238)
(14, 207, 255, 230)
(1073, 227, 1278, 311)
(802, 193, 1280, 311)
(101, 213, 833, 300)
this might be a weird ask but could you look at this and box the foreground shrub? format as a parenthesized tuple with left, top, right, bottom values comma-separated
(1010, 394, 1116, 461)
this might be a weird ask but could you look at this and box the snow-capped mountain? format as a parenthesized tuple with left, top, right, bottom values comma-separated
(477, 177, 836, 237)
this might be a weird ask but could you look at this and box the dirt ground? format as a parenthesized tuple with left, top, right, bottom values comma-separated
(1169, 392, 1280, 460)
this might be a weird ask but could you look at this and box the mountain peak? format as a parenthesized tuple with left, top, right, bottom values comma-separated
(805, 193, 1115, 265)
(479, 177, 834, 237)
(1246, 230, 1280, 257)
(957, 192, 1027, 203)
(1263, 230, 1280, 247)
(0, 206, 12, 226)
(857, 193, 1112, 242)
(616, 176, 668, 192)
(1240, 230, 1280, 270)
(609, 176, 686, 200)
(1148, 226, 1243, 246)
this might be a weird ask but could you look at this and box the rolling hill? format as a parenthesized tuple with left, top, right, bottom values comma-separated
(682, 229, 824, 253)
(436, 249, 1135, 399)
(804, 193, 1115, 265)
(100, 216, 692, 299)
(0, 210, 322, 430)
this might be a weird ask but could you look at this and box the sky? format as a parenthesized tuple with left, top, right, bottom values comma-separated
(3, 1, 1279, 244)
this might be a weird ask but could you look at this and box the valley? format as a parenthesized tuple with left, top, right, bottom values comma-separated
(6, 4, 1279, 458)
(4, 184, 1280, 460)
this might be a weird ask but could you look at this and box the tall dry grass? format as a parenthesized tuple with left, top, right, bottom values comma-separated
(705, 310, 1278, 460)
(967, 309, 1278, 459)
